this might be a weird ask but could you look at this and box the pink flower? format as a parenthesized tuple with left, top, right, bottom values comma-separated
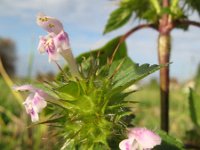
(36, 13, 70, 62)
(13, 85, 47, 122)
(119, 127, 161, 150)
(36, 13, 63, 34)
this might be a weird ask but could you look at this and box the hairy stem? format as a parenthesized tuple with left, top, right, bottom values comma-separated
(158, 33, 171, 132)
(157, 0, 172, 132)
(121, 24, 157, 42)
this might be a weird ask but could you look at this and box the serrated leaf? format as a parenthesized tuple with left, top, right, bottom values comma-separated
(155, 130, 184, 150)
(103, 7, 132, 34)
(109, 57, 161, 95)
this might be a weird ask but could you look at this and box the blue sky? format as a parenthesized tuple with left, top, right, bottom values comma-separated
(0, 0, 200, 81)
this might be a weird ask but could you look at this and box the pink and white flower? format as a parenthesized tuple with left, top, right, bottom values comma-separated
(36, 13, 70, 62)
(13, 85, 47, 122)
(119, 127, 161, 150)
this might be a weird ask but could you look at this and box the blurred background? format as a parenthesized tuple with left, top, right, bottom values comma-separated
(0, 0, 200, 149)
(0, 0, 200, 80)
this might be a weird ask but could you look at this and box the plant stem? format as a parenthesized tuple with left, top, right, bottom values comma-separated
(158, 33, 171, 132)
(109, 23, 156, 64)
(175, 19, 200, 28)
(156, 0, 172, 132)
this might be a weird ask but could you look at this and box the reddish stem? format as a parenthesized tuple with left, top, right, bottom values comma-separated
(157, 0, 171, 132)
(109, 23, 157, 64)
(175, 19, 200, 28)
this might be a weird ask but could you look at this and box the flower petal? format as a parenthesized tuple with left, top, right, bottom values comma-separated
(129, 128, 161, 149)
(119, 138, 134, 150)
(44, 38, 59, 62)
(54, 31, 70, 52)
(13, 84, 36, 92)
(23, 94, 39, 122)
(38, 36, 47, 53)
(32, 92, 47, 113)
(36, 89, 49, 98)
(131, 141, 140, 150)
(16, 84, 48, 122)
(23, 94, 34, 114)
(36, 13, 63, 34)
(30, 106, 39, 122)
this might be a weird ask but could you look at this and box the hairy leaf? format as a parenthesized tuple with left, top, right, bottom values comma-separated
(109, 57, 161, 95)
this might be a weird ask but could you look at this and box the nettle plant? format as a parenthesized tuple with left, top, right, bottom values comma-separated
(14, 14, 183, 150)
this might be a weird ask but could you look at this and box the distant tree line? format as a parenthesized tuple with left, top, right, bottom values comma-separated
(0, 38, 16, 76)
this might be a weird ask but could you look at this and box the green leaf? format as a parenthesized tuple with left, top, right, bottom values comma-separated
(103, 7, 132, 34)
(120, 0, 150, 19)
(28, 115, 65, 127)
(161, 7, 173, 16)
(76, 36, 127, 67)
(109, 90, 137, 106)
(171, 0, 179, 12)
(55, 81, 80, 101)
(155, 130, 184, 150)
(188, 88, 200, 127)
(195, 64, 200, 89)
(72, 95, 95, 113)
(149, 0, 161, 14)
(184, 0, 200, 16)
(109, 57, 161, 95)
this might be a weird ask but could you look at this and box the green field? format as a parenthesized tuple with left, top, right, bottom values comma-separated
(126, 81, 193, 140)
